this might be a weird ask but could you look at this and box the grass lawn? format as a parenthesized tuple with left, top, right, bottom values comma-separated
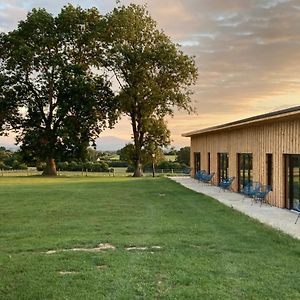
(0, 176, 299, 299)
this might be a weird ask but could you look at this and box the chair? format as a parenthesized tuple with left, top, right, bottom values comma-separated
(201, 172, 215, 184)
(241, 181, 261, 199)
(219, 176, 235, 192)
(183, 167, 191, 175)
(195, 170, 207, 182)
(195, 170, 215, 185)
(294, 203, 300, 224)
(254, 185, 272, 206)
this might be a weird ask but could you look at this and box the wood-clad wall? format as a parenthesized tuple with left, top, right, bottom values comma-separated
(190, 117, 300, 208)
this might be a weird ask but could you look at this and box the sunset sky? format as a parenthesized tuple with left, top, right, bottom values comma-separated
(1, 0, 300, 150)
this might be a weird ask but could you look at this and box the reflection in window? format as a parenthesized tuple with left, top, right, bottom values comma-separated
(238, 153, 253, 191)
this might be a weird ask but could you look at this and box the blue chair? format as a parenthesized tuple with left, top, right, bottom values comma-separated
(254, 185, 272, 206)
(195, 170, 215, 184)
(219, 176, 235, 192)
(195, 170, 206, 181)
(294, 203, 300, 224)
(201, 172, 215, 184)
(241, 181, 261, 199)
(183, 168, 191, 175)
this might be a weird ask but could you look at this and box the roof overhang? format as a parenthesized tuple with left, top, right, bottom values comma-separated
(182, 105, 300, 137)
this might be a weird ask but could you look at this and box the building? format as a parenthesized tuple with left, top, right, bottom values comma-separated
(183, 106, 300, 209)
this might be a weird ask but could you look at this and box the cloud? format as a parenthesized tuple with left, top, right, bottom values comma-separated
(1, 0, 300, 148)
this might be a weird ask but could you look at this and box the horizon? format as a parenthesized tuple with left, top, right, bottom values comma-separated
(1, 0, 300, 149)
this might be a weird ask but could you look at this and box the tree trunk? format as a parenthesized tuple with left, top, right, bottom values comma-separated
(133, 159, 143, 177)
(42, 158, 57, 176)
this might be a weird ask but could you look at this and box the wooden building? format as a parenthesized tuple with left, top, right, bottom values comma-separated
(183, 106, 300, 209)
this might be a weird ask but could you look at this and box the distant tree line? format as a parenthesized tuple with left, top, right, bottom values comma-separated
(0, 145, 190, 173)
(118, 144, 190, 172)
(0, 147, 27, 170)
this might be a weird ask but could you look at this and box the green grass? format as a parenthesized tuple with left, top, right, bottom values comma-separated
(0, 177, 299, 299)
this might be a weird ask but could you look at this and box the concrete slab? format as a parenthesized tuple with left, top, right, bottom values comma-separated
(170, 176, 300, 240)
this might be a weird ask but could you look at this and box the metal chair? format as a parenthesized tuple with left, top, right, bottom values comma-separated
(294, 203, 300, 224)
(219, 176, 235, 192)
(201, 172, 215, 184)
(195, 170, 207, 182)
(241, 181, 261, 199)
(254, 185, 272, 206)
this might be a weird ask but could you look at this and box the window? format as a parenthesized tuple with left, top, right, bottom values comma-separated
(194, 152, 201, 173)
(238, 153, 253, 191)
(285, 155, 300, 210)
(266, 154, 273, 189)
(218, 153, 229, 182)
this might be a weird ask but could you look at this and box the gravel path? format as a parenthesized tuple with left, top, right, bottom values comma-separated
(170, 177, 300, 240)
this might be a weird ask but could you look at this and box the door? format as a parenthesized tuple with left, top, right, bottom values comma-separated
(218, 153, 229, 183)
(238, 153, 253, 191)
(194, 152, 201, 173)
(286, 155, 300, 209)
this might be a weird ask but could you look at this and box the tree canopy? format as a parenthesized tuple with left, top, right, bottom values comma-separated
(176, 146, 190, 166)
(0, 5, 117, 175)
(0, 4, 197, 176)
(102, 4, 197, 176)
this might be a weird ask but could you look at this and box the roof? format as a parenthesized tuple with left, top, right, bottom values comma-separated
(182, 105, 300, 137)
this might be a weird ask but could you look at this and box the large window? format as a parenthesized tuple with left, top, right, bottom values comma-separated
(194, 152, 201, 173)
(286, 155, 300, 210)
(266, 154, 273, 189)
(238, 153, 253, 191)
(218, 153, 229, 182)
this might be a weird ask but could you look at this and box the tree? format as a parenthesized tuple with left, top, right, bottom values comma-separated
(119, 143, 164, 170)
(0, 5, 117, 175)
(176, 146, 190, 166)
(102, 4, 197, 177)
(165, 147, 177, 156)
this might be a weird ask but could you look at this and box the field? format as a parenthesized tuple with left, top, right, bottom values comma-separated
(0, 176, 300, 299)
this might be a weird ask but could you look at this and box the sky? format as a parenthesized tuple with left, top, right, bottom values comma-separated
(1, 0, 300, 150)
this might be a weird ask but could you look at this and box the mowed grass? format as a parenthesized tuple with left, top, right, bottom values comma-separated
(0, 177, 299, 299)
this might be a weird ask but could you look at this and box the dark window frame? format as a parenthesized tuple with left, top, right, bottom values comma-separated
(238, 153, 253, 191)
(218, 153, 229, 183)
(194, 152, 201, 173)
(266, 153, 273, 190)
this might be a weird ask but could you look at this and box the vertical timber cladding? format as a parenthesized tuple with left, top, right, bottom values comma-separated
(187, 112, 300, 208)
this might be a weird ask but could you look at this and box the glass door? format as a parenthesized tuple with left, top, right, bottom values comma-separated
(286, 155, 300, 209)
(238, 153, 253, 191)
(194, 152, 201, 173)
(218, 153, 229, 183)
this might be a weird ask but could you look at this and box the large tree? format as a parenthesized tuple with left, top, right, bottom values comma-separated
(0, 5, 117, 175)
(102, 4, 198, 176)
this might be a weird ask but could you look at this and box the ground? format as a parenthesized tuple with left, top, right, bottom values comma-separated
(0, 176, 299, 299)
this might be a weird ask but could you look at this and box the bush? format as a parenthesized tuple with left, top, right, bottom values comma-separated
(36, 162, 46, 171)
(17, 163, 28, 170)
(57, 162, 69, 171)
(156, 161, 187, 170)
(57, 161, 110, 172)
(0, 161, 9, 170)
(107, 160, 128, 168)
(126, 165, 134, 173)
(11, 160, 28, 170)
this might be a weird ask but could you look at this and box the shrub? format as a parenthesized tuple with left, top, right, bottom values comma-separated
(156, 161, 187, 170)
(107, 160, 128, 168)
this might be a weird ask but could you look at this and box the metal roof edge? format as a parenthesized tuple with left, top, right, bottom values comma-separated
(182, 105, 300, 137)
